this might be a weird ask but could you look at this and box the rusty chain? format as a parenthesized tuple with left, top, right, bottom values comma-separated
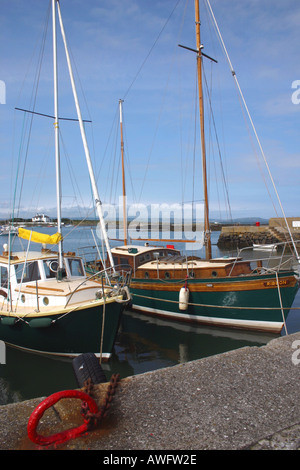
(81, 373, 120, 430)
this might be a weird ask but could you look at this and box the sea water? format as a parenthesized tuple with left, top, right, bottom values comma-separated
(0, 225, 298, 404)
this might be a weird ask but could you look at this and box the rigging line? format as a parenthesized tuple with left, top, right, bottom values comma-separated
(176, 0, 191, 206)
(112, 139, 122, 206)
(181, 55, 198, 205)
(96, 105, 119, 194)
(122, 0, 183, 101)
(124, 122, 138, 205)
(59, 130, 87, 215)
(14, 108, 92, 123)
(12, 112, 26, 221)
(14, 3, 51, 222)
(202, 61, 232, 221)
(28, 132, 52, 216)
(64, 38, 97, 172)
(203, 0, 230, 211)
(192, 67, 198, 214)
(138, 1, 189, 205)
(206, 63, 221, 219)
(10, 1, 52, 220)
(109, 115, 121, 205)
(205, 0, 299, 261)
(61, 199, 103, 245)
(119, 106, 138, 206)
(209, 34, 282, 226)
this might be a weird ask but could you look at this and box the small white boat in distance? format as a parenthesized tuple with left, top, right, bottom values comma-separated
(252, 244, 277, 251)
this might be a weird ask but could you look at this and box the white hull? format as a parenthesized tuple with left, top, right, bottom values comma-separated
(131, 304, 284, 334)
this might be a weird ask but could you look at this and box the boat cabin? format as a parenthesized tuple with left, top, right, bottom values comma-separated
(0, 249, 87, 308)
(104, 244, 252, 281)
(110, 245, 181, 275)
(85, 241, 254, 281)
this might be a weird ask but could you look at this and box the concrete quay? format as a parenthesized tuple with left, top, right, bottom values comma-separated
(0, 332, 299, 451)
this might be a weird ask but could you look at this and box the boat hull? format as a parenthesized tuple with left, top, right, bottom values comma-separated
(130, 271, 299, 333)
(0, 299, 123, 360)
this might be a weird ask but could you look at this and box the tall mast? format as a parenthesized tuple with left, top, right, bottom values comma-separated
(52, 0, 64, 275)
(56, 1, 115, 271)
(119, 99, 127, 245)
(195, 0, 211, 260)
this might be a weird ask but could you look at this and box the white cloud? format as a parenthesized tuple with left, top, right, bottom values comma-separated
(1, 0, 299, 221)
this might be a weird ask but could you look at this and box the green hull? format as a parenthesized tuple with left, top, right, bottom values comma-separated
(0, 301, 123, 359)
(130, 271, 299, 333)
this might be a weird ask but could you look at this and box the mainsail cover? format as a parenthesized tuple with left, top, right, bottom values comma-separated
(18, 228, 62, 245)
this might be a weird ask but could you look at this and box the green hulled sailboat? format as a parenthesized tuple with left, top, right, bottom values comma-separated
(86, 0, 299, 334)
(0, 0, 130, 360)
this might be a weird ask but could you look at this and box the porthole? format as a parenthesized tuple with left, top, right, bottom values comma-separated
(211, 271, 218, 277)
(165, 272, 171, 279)
(20, 294, 25, 303)
(144, 272, 149, 279)
(43, 297, 49, 306)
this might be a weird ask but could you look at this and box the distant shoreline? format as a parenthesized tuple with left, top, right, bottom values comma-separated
(0, 219, 269, 232)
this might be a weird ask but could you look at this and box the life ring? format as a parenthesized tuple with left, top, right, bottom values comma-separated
(48, 260, 59, 273)
(27, 390, 99, 447)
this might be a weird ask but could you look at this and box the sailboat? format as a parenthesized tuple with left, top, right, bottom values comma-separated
(0, 0, 130, 360)
(86, 0, 299, 334)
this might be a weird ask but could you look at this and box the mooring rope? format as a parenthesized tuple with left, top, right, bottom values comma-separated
(132, 292, 300, 311)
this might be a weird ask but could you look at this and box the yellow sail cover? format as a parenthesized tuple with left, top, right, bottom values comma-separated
(18, 228, 62, 245)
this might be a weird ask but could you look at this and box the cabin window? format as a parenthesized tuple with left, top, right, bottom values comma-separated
(0, 266, 8, 288)
(164, 272, 171, 279)
(189, 271, 195, 278)
(167, 250, 177, 256)
(139, 253, 151, 264)
(211, 271, 218, 277)
(144, 271, 149, 279)
(43, 260, 59, 278)
(68, 259, 84, 277)
(120, 257, 130, 268)
(15, 261, 41, 283)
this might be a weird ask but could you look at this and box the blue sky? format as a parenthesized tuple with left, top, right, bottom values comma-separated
(0, 0, 299, 221)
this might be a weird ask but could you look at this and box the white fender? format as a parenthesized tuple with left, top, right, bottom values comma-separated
(179, 287, 189, 311)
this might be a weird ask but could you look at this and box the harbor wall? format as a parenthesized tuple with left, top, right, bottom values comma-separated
(217, 225, 278, 248)
(0, 332, 299, 450)
(217, 217, 300, 248)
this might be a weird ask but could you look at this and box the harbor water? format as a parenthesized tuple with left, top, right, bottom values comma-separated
(0, 225, 299, 405)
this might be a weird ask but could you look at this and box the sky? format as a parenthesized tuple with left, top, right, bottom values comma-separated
(0, 0, 299, 222)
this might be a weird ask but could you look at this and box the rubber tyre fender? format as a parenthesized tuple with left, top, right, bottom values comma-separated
(72, 353, 107, 388)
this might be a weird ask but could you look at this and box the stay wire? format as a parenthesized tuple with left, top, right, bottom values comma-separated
(13, 1, 51, 221)
(205, 0, 299, 261)
(122, 0, 183, 101)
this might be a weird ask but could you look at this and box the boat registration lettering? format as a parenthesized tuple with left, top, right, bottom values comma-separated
(263, 280, 289, 287)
